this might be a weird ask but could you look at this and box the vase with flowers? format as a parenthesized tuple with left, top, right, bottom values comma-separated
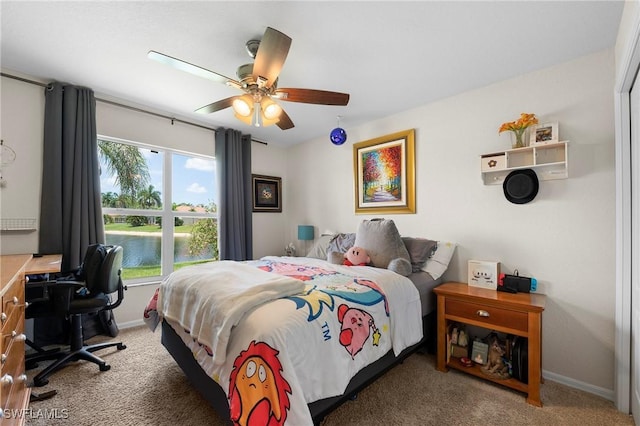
(499, 113, 538, 148)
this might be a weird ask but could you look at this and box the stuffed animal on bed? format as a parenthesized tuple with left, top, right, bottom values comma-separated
(327, 246, 371, 266)
(343, 246, 370, 266)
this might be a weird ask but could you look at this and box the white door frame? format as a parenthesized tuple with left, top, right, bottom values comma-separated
(615, 11, 640, 414)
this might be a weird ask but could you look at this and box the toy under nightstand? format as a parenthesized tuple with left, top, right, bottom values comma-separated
(434, 282, 546, 406)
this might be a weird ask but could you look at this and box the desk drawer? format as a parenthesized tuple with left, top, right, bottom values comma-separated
(0, 316, 25, 413)
(446, 299, 528, 332)
(1, 311, 24, 360)
(1, 280, 24, 333)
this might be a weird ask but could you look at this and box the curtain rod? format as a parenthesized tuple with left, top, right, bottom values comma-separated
(1, 72, 268, 145)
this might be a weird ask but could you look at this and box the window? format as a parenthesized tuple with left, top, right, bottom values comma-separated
(98, 137, 217, 283)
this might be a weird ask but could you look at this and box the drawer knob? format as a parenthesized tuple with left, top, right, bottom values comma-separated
(0, 374, 13, 385)
(476, 309, 490, 317)
(14, 333, 26, 342)
(1, 354, 6, 364)
(0, 313, 6, 322)
(12, 296, 18, 305)
(17, 374, 27, 383)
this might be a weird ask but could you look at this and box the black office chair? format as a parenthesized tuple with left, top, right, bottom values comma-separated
(26, 244, 127, 387)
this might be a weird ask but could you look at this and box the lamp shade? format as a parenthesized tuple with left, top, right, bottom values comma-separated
(297, 225, 314, 241)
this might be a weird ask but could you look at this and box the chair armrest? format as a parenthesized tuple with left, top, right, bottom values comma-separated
(53, 281, 86, 290)
(25, 280, 54, 304)
(47, 281, 86, 316)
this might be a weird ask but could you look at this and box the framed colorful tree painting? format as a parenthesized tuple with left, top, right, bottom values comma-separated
(353, 129, 416, 214)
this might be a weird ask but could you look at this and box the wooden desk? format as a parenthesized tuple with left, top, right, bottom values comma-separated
(0, 255, 32, 425)
(434, 282, 545, 406)
(25, 255, 62, 275)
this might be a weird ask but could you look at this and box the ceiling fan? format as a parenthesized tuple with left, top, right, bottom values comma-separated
(148, 27, 350, 130)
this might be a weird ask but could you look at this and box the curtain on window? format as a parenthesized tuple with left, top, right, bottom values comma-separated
(215, 128, 253, 260)
(39, 82, 104, 271)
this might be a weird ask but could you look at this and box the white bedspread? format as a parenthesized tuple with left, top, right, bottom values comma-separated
(149, 256, 422, 425)
(159, 260, 305, 367)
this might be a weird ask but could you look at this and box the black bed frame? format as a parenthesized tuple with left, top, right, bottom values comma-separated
(161, 314, 436, 425)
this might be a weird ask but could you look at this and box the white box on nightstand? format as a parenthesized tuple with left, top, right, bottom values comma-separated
(468, 260, 501, 290)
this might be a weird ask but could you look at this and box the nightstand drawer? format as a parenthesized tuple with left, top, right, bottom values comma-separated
(446, 299, 528, 332)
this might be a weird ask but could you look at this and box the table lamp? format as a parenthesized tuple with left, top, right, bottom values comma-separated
(297, 225, 314, 256)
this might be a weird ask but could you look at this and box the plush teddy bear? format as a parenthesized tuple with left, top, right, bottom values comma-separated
(343, 246, 370, 266)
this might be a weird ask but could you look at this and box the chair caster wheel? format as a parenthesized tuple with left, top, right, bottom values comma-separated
(117, 343, 126, 350)
(99, 364, 111, 372)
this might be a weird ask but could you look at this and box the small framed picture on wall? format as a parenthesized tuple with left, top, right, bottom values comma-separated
(529, 122, 559, 146)
(252, 174, 282, 212)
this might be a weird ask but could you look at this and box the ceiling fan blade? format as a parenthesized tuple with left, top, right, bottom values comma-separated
(148, 50, 241, 87)
(252, 27, 292, 89)
(276, 108, 294, 130)
(195, 96, 236, 114)
(274, 88, 350, 106)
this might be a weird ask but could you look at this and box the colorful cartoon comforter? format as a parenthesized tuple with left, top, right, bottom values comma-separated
(144, 256, 423, 426)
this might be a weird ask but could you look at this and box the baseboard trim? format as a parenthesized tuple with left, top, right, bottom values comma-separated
(119, 319, 146, 329)
(543, 369, 614, 401)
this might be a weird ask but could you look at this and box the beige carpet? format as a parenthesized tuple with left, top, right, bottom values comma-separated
(24, 325, 633, 426)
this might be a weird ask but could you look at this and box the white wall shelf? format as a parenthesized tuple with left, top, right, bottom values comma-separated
(0, 218, 37, 233)
(480, 141, 568, 185)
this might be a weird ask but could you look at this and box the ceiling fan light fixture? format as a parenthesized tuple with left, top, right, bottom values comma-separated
(262, 99, 282, 120)
(232, 95, 253, 117)
(234, 111, 253, 126)
(252, 103, 263, 127)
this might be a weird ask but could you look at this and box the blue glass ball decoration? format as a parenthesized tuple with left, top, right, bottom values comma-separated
(330, 127, 347, 145)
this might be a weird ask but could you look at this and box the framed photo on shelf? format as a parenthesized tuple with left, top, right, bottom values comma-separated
(252, 174, 282, 212)
(353, 129, 416, 214)
(529, 122, 559, 146)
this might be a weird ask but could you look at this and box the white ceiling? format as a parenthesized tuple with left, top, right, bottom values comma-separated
(1, 1, 624, 148)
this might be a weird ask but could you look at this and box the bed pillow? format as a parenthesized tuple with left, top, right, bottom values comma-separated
(326, 233, 356, 255)
(354, 219, 412, 276)
(402, 237, 438, 272)
(422, 241, 457, 279)
(306, 234, 336, 259)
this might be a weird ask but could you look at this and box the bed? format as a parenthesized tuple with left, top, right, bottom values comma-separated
(144, 227, 456, 425)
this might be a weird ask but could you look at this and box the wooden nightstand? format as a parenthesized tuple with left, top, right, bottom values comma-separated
(434, 282, 546, 406)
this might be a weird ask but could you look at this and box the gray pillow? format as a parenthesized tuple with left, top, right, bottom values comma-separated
(402, 237, 438, 272)
(353, 219, 412, 276)
(306, 234, 336, 259)
(326, 233, 356, 255)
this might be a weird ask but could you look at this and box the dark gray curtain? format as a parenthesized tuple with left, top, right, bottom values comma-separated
(39, 82, 104, 271)
(215, 128, 253, 260)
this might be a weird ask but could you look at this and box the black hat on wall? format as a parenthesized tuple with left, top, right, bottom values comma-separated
(503, 169, 539, 204)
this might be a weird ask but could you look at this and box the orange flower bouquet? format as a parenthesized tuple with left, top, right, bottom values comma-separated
(499, 113, 538, 148)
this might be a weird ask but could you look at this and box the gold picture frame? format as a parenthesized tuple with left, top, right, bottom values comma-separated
(353, 129, 416, 214)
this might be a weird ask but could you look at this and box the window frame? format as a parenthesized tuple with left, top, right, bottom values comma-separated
(98, 135, 217, 286)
